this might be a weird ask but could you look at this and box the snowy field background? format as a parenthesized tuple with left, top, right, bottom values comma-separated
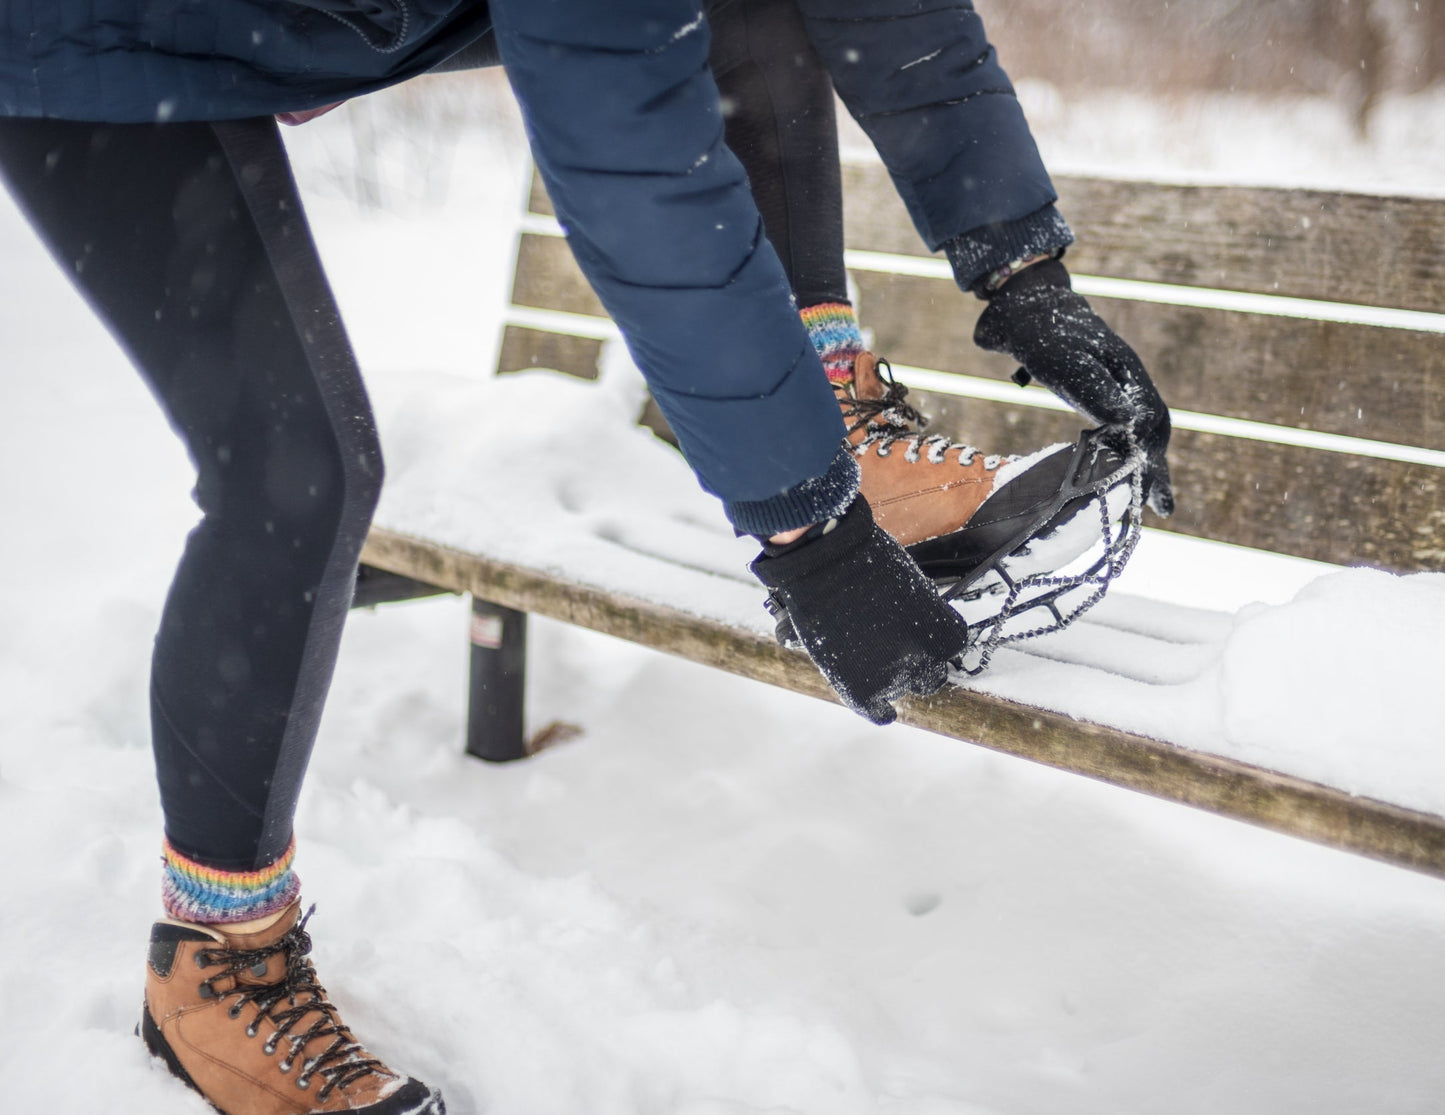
(3, 71, 1445, 1112)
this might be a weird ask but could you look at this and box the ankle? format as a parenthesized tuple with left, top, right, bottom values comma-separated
(800, 301, 863, 385)
(160, 838, 301, 926)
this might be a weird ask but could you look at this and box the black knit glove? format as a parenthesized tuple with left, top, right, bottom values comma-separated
(975, 258, 1174, 517)
(750, 496, 969, 725)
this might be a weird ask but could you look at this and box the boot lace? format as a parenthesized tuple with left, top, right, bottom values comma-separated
(839, 358, 1001, 469)
(196, 907, 391, 1100)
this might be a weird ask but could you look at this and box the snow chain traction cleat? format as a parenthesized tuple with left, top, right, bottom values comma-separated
(766, 426, 1146, 679)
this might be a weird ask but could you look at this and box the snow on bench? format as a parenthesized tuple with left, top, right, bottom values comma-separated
(359, 163, 1445, 880)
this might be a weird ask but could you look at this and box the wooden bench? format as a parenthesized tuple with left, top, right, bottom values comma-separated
(357, 160, 1445, 879)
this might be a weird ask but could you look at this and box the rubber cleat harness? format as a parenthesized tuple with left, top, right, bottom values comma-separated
(766, 426, 1145, 678)
(936, 427, 1144, 675)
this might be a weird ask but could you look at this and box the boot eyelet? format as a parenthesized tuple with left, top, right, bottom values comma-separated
(263, 1038, 278, 1055)
(227, 1004, 243, 1020)
(279, 1057, 294, 1073)
(197, 982, 216, 999)
(194, 951, 212, 968)
(246, 1024, 259, 1038)
(250, 961, 268, 977)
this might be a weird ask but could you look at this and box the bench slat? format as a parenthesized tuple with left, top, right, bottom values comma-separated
(855, 270, 1445, 452)
(511, 234, 605, 318)
(868, 392, 1444, 571)
(1158, 430, 1444, 570)
(498, 324, 601, 380)
(360, 525, 1445, 882)
(513, 233, 1445, 452)
(842, 163, 1445, 314)
(531, 165, 1445, 314)
(507, 179, 1445, 571)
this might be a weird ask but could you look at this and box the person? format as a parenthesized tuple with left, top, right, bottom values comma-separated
(0, 3, 1169, 1114)
(701, 0, 1170, 653)
(289, 0, 1172, 567)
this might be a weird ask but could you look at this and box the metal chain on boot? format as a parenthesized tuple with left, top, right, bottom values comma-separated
(950, 432, 1146, 676)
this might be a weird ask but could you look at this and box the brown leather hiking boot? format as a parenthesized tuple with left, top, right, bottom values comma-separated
(838, 352, 1013, 547)
(141, 902, 444, 1115)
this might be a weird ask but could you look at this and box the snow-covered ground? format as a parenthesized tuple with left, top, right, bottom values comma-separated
(3, 78, 1445, 1112)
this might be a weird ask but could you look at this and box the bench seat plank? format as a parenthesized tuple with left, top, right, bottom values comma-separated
(361, 524, 1445, 881)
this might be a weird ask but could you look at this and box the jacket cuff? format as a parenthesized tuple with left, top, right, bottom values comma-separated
(943, 204, 1075, 295)
(724, 444, 860, 538)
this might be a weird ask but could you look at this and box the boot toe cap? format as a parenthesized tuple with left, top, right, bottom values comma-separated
(359, 1077, 445, 1114)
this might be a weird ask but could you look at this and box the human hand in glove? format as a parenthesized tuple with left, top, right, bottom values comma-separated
(750, 495, 969, 726)
(974, 258, 1175, 517)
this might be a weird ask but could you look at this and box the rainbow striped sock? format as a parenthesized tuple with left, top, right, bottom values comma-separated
(800, 302, 863, 385)
(162, 838, 301, 925)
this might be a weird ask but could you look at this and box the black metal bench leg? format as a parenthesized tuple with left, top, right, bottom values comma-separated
(466, 597, 529, 762)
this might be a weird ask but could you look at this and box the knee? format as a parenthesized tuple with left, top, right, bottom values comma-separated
(263, 424, 382, 534)
(195, 413, 383, 559)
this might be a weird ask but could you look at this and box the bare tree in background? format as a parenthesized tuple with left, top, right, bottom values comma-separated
(977, 0, 1444, 135)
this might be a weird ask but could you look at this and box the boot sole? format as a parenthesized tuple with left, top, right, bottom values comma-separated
(906, 431, 1127, 588)
(935, 472, 1133, 607)
(939, 431, 1145, 672)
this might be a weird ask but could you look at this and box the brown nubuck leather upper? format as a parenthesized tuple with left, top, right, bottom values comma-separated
(840, 352, 1010, 547)
(143, 902, 440, 1114)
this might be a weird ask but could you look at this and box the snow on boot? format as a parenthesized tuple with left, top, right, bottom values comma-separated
(140, 901, 444, 1115)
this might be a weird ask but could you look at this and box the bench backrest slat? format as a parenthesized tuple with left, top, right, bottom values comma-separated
(511, 233, 606, 319)
(888, 390, 1445, 569)
(855, 270, 1445, 451)
(846, 165, 1445, 314)
(498, 327, 601, 384)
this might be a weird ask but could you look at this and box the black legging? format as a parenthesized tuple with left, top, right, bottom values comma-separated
(0, 118, 380, 872)
(0, 2, 839, 873)
(708, 0, 849, 308)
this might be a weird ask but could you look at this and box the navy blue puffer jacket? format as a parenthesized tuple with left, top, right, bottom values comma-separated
(0, 1, 493, 121)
